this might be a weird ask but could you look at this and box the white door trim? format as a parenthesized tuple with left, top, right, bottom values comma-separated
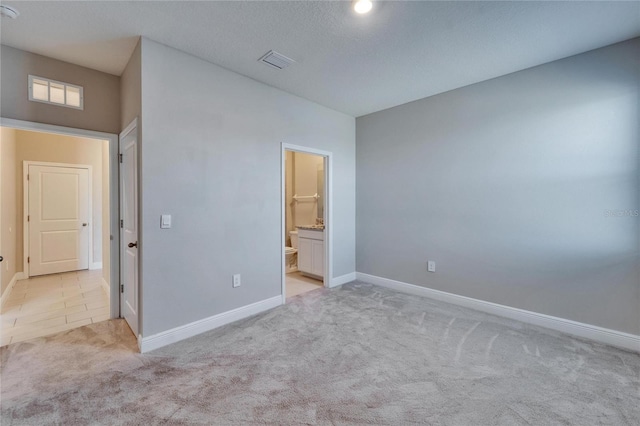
(281, 143, 333, 304)
(23, 161, 93, 276)
(1, 117, 120, 320)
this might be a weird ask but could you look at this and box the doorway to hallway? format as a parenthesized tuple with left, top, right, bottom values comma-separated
(0, 119, 120, 345)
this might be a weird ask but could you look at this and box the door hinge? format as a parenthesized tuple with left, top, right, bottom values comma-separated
(27, 256, 30, 263)
(27, 215, 30, 222)
(119, 154, 123, 163)
(27, 174, 29, 181)
(120, 219, 123, 228)
(120, 284, 124, 293)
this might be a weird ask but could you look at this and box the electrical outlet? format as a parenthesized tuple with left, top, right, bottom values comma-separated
(427, 261, 436, 272)
(232, 274, 241, 288)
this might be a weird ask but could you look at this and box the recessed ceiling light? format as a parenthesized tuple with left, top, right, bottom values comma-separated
(0, 4, 19, 19)
(353, 0, 373, 14)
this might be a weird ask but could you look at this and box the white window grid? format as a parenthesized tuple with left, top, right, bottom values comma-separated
(28, 75, 84, 110)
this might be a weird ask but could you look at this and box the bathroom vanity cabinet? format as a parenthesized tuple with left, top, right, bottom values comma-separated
(297, 228, 324, 280)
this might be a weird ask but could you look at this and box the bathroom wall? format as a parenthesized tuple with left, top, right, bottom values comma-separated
(292, 152, 324, 228)
(285, 151, 294, 245)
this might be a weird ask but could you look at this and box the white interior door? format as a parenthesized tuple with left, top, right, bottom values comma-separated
(120, 122, 139, 336)
(28, 165, 90, 276)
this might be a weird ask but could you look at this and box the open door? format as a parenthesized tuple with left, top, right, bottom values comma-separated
(120, 120, 139, 336)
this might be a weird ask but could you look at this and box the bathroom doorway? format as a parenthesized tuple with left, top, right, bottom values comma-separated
(281, 144, 332, 303)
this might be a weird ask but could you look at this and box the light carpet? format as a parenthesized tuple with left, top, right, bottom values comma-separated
(1, 282, 639, 425)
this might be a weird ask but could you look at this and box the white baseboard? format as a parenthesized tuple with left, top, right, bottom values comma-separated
(139, 296, 282, 353)
(330, 272, 356, 288)
(356, 272, 640, 353)
(90, 262, 103, 270)
(0, 272, 26, 311)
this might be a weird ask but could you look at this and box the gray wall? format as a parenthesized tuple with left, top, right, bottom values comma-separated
(139, 38, 355, 336)
(0, 45, 120, 134)
(356, 38, 640, 335)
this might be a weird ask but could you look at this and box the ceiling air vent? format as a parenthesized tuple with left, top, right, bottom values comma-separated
(259, 50, 295, 70)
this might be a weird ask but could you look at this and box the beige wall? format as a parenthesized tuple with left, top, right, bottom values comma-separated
(0, 45, 120, 134)
(285, 151, 294, 245)
(292, 152, 324, 227)
(13, 130, 108, 276)
(1, 127, 18, 295)
(284, 151, 324, 246)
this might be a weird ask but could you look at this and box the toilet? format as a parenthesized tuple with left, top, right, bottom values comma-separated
(285, 231, 298, 273)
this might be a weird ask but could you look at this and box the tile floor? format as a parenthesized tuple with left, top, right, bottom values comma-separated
(286, 271, 324, 299)
(1, 269, 110, 346)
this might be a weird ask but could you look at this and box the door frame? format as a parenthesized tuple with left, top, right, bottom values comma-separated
(23, 161, 93, 277)
(1, 117, 120, 320)
(281, 143, 333, 304)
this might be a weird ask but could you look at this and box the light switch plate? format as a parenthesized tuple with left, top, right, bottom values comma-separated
(161, 214, 172, 229)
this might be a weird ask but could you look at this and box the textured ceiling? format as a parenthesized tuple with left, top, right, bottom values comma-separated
(1, 1, 639, 117)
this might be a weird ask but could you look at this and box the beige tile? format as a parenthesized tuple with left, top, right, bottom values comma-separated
(1, 305, 22, 318)
(19, 301, 66, 314)
(286, 272, 323, 299)
(5, 292, 26, 302)
(63, 287, 89, 297)
(2, 299, 25, 310)
(11, 315, 67, 333)
(67, 306, 109, 323)
(78, 273, 103, 280)
(1, 317, 17, 328)
(91, 314, 110, 324)
(82, 289, 104, 298)
(25, 277, 63, 286)
(14, 304, 87, 327)
(1, 270, 108, 345)
(64, 297, 91, 308)
(57, 272, 78, 280)
(80, 282, 103, 291)
(86, 299, 109, 310)
(63, 291, 105, 305)
(9, 318, 92, 344)
(20, 294, 66, 307)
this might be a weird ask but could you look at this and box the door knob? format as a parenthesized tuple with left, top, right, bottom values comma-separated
(0, 256, 3, 262)
(128, 242, 138, 248)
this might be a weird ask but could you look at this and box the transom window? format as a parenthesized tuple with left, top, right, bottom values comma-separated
(28, 75, 83, 110)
